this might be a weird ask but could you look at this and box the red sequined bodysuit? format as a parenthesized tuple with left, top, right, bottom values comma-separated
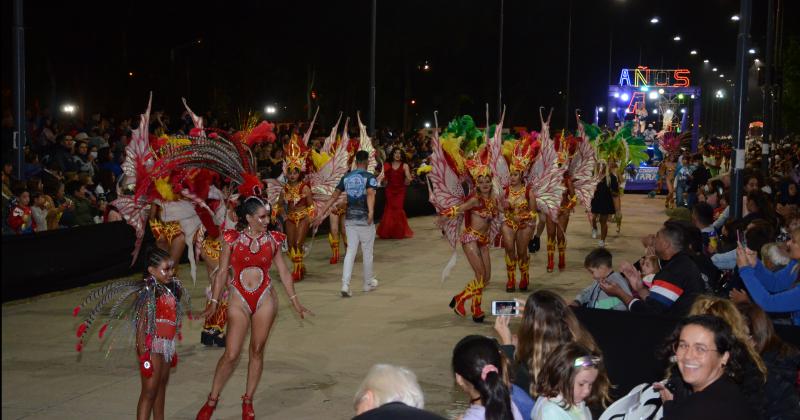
(224, 229, 287, 314)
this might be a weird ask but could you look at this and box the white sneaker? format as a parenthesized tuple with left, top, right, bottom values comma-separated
(341, 286, 352, 297)
(598, 240, 605, 248)
(591, 229, 598, 239)
(363, 278, 379, 292)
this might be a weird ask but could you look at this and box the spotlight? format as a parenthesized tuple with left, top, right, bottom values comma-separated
(658, 88, 665, 94)
(613, 92, 620, 98)
(677, 93, 684, 99)
(690, 50, 698, 55)
(690, 94, 696, 99)
(598, 107, 604, 112)
(731, 15, 740, 21)
(648, 91, 659, 100)
(748, 48, 756, 55)
(650, 17, 659, 24)
(712, 67, 718, 72)
(424, 122, 431, 128)
(680, 108, 686, 114)
(265, 106, 276, 115)
(640, 86, 650, 92)
(611, 107, 617, 113)
(703, 59, 709, 63)
(620, 93, 630, 101)
(673, 35, 681, 42)
(652, 109, 658, 114)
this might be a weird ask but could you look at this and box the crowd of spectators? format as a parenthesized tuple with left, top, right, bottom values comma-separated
(2, 108, 440, 235)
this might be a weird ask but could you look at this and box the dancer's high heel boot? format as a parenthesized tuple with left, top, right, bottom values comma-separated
(328, 233, 340, 264)
(242, 394, 255, 419)
(558, 239, 566, 271)
(505, 255, 517, 292)
(546, 238, 555, 273)
(449, 277, 481, 317)
(519, 259, 530, 291)
(470, 276, 487, 323)
(196, 394, 218, 420)
(290, 247, 303, 282)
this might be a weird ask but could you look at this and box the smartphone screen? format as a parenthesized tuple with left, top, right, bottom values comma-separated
(492, 300, 518, 316)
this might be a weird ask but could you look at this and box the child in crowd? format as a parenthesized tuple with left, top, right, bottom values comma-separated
(573, 248, 631, 311)
(532, 342, 610, 420)
(452, 335, 524, 420)
(639, 255, 660, 289)
(73, 248, 192, 420)
(7, 190, 35, 234)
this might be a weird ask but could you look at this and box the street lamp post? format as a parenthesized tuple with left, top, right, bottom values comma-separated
(731, 0, 752, 220)
(497, 0, 504, 121)
(369, 0, 377, 136)
(12, 0, 25, 180)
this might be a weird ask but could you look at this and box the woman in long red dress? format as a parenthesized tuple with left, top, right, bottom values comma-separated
(377, 148, 414, 239)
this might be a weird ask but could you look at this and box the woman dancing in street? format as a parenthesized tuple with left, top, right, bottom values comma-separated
(196, 197, 312, 419)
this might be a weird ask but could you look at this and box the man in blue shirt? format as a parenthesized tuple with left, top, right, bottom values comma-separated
(315, 151, 379, 297)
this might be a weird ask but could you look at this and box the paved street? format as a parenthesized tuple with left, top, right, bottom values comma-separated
(2, 194, 667, 419)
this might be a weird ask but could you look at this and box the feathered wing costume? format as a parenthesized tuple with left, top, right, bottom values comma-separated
(428, 112, 498, 322)
(308, 114, 350, 264)
(72, 275, 192, 377)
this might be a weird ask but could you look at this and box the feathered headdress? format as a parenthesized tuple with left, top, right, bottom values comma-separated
(554, 130, 579, 166)
(465, 145, 492, 182)
(505, 133, 540, 173)
(283, 134, 309, 173)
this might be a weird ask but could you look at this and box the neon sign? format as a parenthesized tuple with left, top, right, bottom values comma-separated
(619, 66, 691, 88)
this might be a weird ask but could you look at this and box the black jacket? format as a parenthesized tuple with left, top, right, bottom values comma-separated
(663, 374, 759, 420)
(352, 402, 446, 420)
(762, 350, 800, 420)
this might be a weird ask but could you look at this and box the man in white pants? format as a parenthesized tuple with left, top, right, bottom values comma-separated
(314, 151, 379, 297)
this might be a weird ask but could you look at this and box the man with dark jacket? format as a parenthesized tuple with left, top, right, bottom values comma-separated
(600, 221, 704, 317)
(51, 134, 80, 174)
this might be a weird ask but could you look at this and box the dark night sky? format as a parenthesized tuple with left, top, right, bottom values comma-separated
(3, 0, 798, 130)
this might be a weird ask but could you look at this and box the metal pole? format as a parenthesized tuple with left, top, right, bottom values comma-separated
(368, 0, 376, 136)
(564, 0, 573, 130)
(762, 0, 775, 179)
(12, 0, 26, 180)
(497, 0, 504, 121)
(731, 0, 752, 221)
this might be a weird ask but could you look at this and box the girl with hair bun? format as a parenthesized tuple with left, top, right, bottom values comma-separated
(452, 335, 524, 420)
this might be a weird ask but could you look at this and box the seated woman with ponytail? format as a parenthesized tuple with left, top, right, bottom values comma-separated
(452, 335, 524, 420)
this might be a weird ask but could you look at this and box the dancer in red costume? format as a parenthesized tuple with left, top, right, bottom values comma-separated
(377, 147, 414, 239)
(196, 196, 312, 420)
(73, 247, 193, 420)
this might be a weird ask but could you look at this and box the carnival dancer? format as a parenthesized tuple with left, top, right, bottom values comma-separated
(279, 134, 314, 281)
(544, 114, 597, 272)
(311, 114, 348, 264)
(196, 196, 313, 420)
(427, 114, 498, 322)
(377, 146, 414, 239)
(314, 150, 380, 297)
(657, 130, 689, 209)
(590, 160, 618, 247)
(73, 247, 193, 420)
